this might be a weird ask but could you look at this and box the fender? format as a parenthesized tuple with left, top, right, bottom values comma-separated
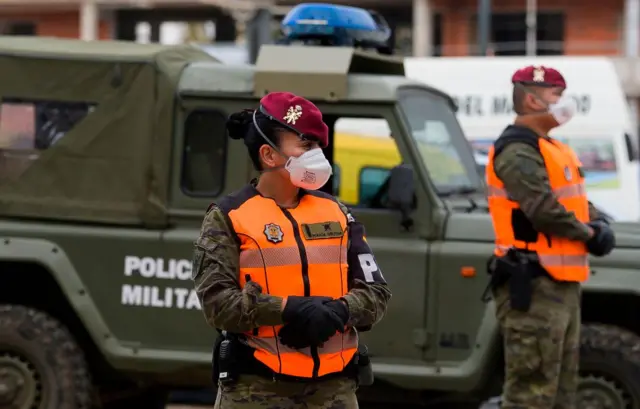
(0, 237, 128, 365)
(583, 247, 640, 295)
(373, 304, 502, 392)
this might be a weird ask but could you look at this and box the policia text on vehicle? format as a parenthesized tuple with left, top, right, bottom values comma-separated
(191, 92, 391, 409)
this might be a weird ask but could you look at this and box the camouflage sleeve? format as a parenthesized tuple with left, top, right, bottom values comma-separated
(494, 142, 592, 242)
(191, 205, 284, 333)
(336, 203, 392, 330)
(588, 201, 602, 222)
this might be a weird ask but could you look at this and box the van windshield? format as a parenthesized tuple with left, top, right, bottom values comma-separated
(397, 88, 483, 195)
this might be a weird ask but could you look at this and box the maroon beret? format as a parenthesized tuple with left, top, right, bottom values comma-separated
(259, 92, 329, 148)
(511, 65, 566, 88)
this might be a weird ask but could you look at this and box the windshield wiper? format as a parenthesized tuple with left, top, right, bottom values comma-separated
(437, 185, 480, 197)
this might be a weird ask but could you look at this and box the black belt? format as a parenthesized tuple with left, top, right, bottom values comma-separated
(214, 333, 357, 384)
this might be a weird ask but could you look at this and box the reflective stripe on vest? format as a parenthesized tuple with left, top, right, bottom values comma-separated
(486, 137, 590, 282)
(227, 192, 357, 378)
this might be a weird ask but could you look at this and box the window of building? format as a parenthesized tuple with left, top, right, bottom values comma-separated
(330, 117, 401, 208)
(375, 8, 442, 56)
(0, 99, 95, 183)
(2, 21, 36, 36)
(469, 12, 565, 55)
(181, 110, 227, 196)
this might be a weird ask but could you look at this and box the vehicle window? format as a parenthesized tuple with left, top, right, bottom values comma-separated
(555, 136, 620, 189)
(332, 163, 341, 196)
(397, 89, 483, 195)
(0, 99, 96, 184)
(331, 117, 400, 207)
(470, 136, 621, 189)
(359, 167, 391, 204)
(181, 110, 227, 196)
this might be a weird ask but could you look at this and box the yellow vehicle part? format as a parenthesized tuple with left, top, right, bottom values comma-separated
(334, 132, 468, 205)
(333, 132, 400, 205)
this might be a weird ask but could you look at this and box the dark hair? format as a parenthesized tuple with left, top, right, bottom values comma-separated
(512, 85, 526, 115)
(226, 109, 285, 171)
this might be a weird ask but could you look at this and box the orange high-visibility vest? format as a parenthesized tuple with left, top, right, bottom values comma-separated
(486, 131, 590, 282)
(221, 185, 357, 378)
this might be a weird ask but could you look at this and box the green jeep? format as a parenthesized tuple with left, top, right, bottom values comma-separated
(0, 36, 639, 409)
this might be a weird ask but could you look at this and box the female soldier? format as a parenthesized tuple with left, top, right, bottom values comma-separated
(191, 91, 391, 409)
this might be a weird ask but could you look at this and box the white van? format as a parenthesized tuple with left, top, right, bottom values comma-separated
(405, 57, 640, 222)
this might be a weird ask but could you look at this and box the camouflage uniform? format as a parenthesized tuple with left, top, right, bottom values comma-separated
(192, 196, 391, 409)
(214, 375, 358, 409)
(492, 141, 602, 409)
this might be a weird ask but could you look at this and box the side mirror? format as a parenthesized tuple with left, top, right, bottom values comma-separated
(388, 164, 415, 231)
(388, 164, 415, 209)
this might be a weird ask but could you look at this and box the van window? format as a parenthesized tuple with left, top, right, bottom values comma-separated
(470, 136, 621, 189)
(0, 99, 96, 184)
(181, 110, 227, 196)
(559, 137, 619, 189)
(331, 116, 400, 208)
(359, 167, 391, 204)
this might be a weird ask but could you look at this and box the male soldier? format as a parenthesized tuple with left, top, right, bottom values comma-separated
(483, 65, 616, 409)
(192, 92, 391, 408)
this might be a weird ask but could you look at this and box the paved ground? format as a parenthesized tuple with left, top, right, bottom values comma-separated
(169, 406, 211, 409)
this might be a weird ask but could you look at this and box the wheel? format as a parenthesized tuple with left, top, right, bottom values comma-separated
(0, 304, 92, 409)
(579, 323, 640, 409)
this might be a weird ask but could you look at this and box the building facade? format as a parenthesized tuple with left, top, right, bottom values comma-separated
(0, 0, 636, 59)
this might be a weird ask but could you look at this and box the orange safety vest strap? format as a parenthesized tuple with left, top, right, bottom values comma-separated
(246, 329, 358, 364)
(487, 184, 586, 200)
(239, 245, 348, 268)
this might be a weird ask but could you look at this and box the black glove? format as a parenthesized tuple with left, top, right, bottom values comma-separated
(279, 296, 345, 349)
(586, 221, 615, 257)
(323, 299, 349, 328)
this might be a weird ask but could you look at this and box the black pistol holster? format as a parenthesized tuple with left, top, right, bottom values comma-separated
(213, 331, 239, 385)
(483, 249, 534, 312)
(354, 344, 374, 386)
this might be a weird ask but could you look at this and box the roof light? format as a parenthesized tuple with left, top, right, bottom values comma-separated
(279, 3, 393, 55)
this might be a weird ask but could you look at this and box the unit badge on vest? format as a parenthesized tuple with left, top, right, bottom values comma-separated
(564, 166, 572, 181)
(264, 223, 284, 243)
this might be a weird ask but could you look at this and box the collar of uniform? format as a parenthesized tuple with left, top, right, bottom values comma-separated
(248, 178, 309, 203)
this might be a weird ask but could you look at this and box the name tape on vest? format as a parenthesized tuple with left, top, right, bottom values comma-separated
(302, 221, 343, 240)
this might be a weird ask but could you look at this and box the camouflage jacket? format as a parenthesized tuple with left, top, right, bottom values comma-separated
(191, 197, 392, 334)
(493, 141, 603, 242)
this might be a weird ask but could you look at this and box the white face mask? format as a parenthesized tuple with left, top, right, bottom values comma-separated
(548, 96, 577, 126)
(284, 147, 333, 190)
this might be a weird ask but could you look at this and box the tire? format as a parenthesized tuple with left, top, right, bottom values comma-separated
(0, 304, 92, 409)
(579, 323, 640, 409)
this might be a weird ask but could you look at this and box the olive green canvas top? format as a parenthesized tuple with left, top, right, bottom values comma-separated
(0, 36, 216, 227)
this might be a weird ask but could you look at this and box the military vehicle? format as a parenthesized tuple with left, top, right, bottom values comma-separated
(2, 4, 640, 409)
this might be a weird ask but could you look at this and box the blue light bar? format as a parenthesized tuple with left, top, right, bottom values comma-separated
(279, 3, 393, 54)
